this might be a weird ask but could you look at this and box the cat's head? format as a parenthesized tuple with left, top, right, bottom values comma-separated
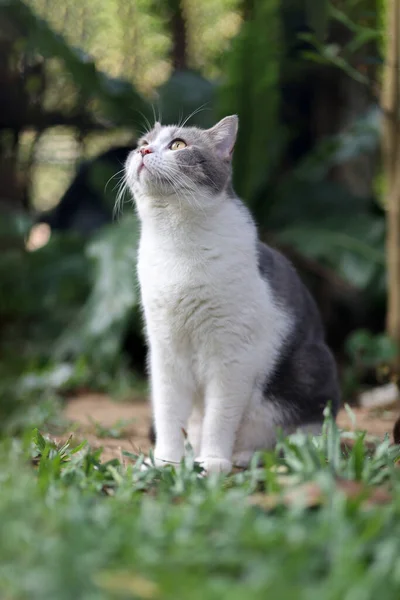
(125, 115, 238, 209)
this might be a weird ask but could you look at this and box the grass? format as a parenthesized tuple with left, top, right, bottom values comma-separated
(1, 405, 400, 600)
(88, 417, 136, 439)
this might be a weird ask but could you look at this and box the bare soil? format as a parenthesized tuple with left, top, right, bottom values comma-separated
(58, 394, 400, 462)
(63, 394, 152, 462)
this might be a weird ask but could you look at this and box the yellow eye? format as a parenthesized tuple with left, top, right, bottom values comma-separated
(170, 139, 187, 151)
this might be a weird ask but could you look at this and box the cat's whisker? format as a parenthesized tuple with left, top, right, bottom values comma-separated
(113, 174, 130, 220)
(136, 110, 152, 136)
(153, 102, 162, 126)
(105, 169, 126, 194)
(151, 103, 157, 127)
(177, 108, 185, 129)
(136, 128, 148, 139)
(112, 176, 127, 194)
(177, 104, 211, 131)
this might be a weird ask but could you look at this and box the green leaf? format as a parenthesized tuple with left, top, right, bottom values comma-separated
(32, 428, 47, 454)
(275, 215, 385, 290)
(295, 107, 381, 181)
(55, 214, 141, 364)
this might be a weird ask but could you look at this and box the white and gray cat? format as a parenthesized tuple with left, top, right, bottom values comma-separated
(125, 115, 340, 474)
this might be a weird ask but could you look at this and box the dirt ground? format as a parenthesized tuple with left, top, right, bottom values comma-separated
(59, 394, 400, 463)
(64, 394, 153, 462)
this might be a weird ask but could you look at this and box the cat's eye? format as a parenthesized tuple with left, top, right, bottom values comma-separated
(170, 139, 187, 151)
(141, 140, 149, 146)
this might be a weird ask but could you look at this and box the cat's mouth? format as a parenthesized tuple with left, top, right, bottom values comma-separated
(137, 161, 146, 177)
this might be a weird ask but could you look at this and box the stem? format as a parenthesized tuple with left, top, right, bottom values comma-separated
(382, 0, 400, 365)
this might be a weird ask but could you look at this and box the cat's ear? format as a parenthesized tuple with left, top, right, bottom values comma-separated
(207, 115, 238, 161)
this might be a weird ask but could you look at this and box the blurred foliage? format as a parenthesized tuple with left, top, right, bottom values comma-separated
(0, 413, 400, 598)
(28, 0, 241, 95)
(301, 3, 381, 84)
(219, 0, 283, 203)
(2, 0, 152, 126)
(0, 212, 143, 397)
(346, 330, 398, 368)
(0, 216, 89, 357)
(294, 106, 381, 181)
(273, 183, 385, 292)
(55, 214, 141, 365)
(343, 329, 398, 398)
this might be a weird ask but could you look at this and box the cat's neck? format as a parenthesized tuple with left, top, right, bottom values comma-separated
(137, 189, 229, 233)
(137, 189, 255, 255)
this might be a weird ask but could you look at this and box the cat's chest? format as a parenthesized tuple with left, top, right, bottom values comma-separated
(139, 248, 212, 310)
(137, 242, 231, 331)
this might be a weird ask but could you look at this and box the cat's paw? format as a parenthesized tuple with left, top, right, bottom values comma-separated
(195, 457, 232, 474)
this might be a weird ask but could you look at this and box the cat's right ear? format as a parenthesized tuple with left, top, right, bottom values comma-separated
(206, 115, 238, 161)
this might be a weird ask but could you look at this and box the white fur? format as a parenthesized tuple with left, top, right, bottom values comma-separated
(126, 126, 293, 474)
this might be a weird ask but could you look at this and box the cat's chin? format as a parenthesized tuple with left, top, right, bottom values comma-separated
(134, 180, 178, 201)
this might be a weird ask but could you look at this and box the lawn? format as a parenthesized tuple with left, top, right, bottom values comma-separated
(1, 395, 400, 600)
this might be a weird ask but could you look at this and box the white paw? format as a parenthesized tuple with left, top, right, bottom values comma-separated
(195, 457, 232, 474)
(232, 450, 255, 468)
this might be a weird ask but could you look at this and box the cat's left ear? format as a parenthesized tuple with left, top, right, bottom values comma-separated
(207, 115, 238, 161)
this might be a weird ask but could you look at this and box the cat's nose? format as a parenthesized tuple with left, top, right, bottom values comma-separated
(139, 146, 153, 156)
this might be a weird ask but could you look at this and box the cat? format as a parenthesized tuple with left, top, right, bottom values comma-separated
(125, 115, 340, 474)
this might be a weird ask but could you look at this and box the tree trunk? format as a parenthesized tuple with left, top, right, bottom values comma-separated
(382, 0, 400, 363)
(170, 0, 187, 71)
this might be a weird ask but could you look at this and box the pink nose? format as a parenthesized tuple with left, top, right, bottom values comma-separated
(139, 146, 153, 156)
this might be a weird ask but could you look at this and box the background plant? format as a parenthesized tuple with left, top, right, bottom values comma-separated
(0, 0, 393, 397)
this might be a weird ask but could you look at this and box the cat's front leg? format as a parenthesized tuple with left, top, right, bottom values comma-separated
(150, 348, 194, 466)
(197, 374, 251, 474)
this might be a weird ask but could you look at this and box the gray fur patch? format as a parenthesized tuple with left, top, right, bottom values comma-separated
(256, 240, 340, 422)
